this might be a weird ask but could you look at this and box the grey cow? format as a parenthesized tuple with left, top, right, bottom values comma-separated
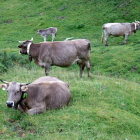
(101, 20, 140, 46)
(36, 27, 57, 42)
(0, 76, 71, 115)
(18, 38, 91, 77)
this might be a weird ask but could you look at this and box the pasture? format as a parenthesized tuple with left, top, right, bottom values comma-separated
(0, 0, 140, 139)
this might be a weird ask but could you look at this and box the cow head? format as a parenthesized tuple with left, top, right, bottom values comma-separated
(133, 20, 140, 30)
(0, 80, 29, 110)
(18, 37, 33, 54)
(36, 29, 41, 34)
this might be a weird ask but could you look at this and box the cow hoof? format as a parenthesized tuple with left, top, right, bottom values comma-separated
(88, 76, 94, 79)
(105, 44, 108, 46)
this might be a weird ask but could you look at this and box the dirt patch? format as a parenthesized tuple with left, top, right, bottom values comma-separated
(6, 20, 12, 23)
(8, 119, 15, 123)
(28, 129, 35, 134)
(18, 131, 25, 137)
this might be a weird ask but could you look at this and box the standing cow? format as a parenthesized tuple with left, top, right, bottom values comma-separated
(0, 76, 71, 115)
(18, 38, 91, 77)
(36, 27, 57, 42)
(101, 20, 140, 46)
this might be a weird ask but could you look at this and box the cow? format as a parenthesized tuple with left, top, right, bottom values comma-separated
(0, 76, 71, 115)
(36, 27, 57, 42)
(101, 20, 140, 46)
(18, 38, 91, 78)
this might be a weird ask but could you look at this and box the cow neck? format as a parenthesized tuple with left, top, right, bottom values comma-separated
(18, 91, 27, 103)
(134, 23, 137, 33)
(131, 23, 137, 33)
(135, 23, 137, 30)
(28, 43, 40, 58)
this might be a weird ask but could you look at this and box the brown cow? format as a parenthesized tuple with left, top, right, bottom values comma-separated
(101, 20, 140, 46)
(18, 38, 91, 77)
(0, 76, 71, 115)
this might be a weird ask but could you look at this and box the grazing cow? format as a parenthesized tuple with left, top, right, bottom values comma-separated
(0, 76, 71, 115)
(36, 27, 57, 42)
(18, 38, 91, 77)
(101, 20, 140, 46)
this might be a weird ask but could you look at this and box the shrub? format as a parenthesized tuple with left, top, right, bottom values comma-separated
(0, 51, 34, 72)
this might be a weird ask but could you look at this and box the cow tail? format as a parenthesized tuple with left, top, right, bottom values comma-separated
(55, 28, 57, 36)
(87, 41, 91, 51)
(87, 41, 91, 59)
(66, 83, 69, 88)
(55, 32, 57, 37)
(101, 27, 104, 43)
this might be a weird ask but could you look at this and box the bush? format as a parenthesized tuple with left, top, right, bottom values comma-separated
(0, 51, 34, 72)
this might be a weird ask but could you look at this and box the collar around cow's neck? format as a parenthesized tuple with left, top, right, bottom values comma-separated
(135, 23, 137, 30)
(27, 42, 32, 55)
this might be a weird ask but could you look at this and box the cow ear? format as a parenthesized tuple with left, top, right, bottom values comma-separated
(65, 83, 69, 88)
(21, 86, 28, 92)
(0, 84, 8, 90)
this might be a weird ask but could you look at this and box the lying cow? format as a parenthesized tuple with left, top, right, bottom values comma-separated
(0, 76, 71, 115)
(101, 20, 140, 46)
(18, 38, 91, 77)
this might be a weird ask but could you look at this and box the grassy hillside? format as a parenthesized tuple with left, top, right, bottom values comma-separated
(1, 66, 140, 140)
(1, 0, 140, 81)
(0, 0, 140, 139)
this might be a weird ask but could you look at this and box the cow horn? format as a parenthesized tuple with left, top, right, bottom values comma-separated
(134, 20, 140, 24)
(18, 40, 25, 43)
(0, 79, 9, 84)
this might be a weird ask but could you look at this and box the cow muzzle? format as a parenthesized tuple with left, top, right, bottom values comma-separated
(6, 101, 14, 108)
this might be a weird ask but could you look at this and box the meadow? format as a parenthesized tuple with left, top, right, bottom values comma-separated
(0, 0, 140, 139)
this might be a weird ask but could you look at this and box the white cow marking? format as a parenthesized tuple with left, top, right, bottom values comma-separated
(39, 60, 46, 67)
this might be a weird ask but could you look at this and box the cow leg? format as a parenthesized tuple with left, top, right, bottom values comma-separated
(27, 105, 46, 115)
(79, 63, 85, 78)
(123, 34, 128, 44)
(104, 31, 109, 46)
(43, 36, 46, 42)
(85, 61, 91, 77)
(18, 103, 27, 113)
(45, 63, 50, 76)
(52, 34, 55, 42)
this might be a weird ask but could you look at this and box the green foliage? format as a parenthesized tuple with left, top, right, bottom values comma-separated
(0, 51, 35, 72)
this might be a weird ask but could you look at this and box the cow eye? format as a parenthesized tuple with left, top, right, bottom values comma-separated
(16, 91, 19, 94)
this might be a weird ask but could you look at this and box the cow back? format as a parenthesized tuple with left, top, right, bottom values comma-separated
(25, 82, 71, 109)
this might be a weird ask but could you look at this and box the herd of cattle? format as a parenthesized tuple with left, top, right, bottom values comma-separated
(0, 20, 140, 115)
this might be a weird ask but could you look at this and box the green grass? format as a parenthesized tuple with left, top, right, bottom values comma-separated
(0, 66, 140, 140)
(0, 0, 140, 139)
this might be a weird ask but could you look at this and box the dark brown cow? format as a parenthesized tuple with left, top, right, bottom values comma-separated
(101, 20, 140, 46)
(18, 38, 91, 77)
(0, 76, 71, 115)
